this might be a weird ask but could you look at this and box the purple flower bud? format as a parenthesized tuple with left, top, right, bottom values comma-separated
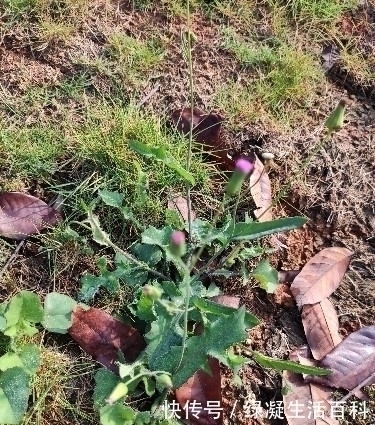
(225, 158, 254, 197)
(170, 230, 186, 257)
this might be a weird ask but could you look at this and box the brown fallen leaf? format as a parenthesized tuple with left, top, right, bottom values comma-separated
(69, 306, 145, 372)
(273, 283, 295, 308)
(249, 155, 272, 221)
(0, 192, 62, 240)
(174, 296, 240, 425)
(301, 299, 342, 360)
(313, 325, 375, 391)
(290, 247, 353, 309)
(283, 347, 339, 425)
(170, 107, 233, 169)
(168, 195, 196, 223)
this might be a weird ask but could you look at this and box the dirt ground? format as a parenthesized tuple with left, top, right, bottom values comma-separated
(0, 1, 374, 424)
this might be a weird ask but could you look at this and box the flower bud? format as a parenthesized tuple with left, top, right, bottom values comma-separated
(106, 382, 128, 404)
(169, 230, 186, 257)
(225, 158, 254, 197)
(325, 99, 347, 132)
(143, 285, 162, 301)
(156, 373, 173, 389)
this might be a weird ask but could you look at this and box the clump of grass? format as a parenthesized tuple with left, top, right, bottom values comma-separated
(340, 46, 375, 85)
(22, 346, 96, 425)
(105, 33, 165, 85)
(216, 28, 323, 127)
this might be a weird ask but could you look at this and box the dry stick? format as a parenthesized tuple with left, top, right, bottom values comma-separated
(136, 83, 160, 108)
(338, 372, 375, 403)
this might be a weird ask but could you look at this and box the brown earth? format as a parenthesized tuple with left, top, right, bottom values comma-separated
(0, 1, 374, 425)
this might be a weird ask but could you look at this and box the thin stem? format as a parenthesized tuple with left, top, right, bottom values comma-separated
(174, 276, 191, 373)
(185, 0, 194, 243)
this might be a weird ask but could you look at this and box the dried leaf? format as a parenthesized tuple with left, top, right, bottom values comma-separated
(283, 347, 338, 425)
(316, 325, 375, 390)
(321, 44, 340, 73)
(0, 192, 61, 240)
(301, 299, 342, 360)
(175, 357, 222, 425)
(290, 247, 353, 309)
(249, 155, 272, 221)
(170, 107, 233, 169)
(168, 196, 196, 222)
(68, 306, 145, 372)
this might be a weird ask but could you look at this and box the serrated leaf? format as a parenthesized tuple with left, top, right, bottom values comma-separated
(130, 243, 162, 267)
(253, 351, 331, 376)
(98, 190, 124, 208)
(0, 344, 40, 375)
(115, 254, 148, 286)
(232, 217, 307, 241)
(193, 297, 259, 329)
(100, 403, 136, 425)
(0, 367, 30, 424)
(172, 307, 248, 388)
(79, 272, 120, 303)
(42, 292, 77, 333)
(290, 247, 353, 308)
(86, 210, 111, 246)
(93, 369, 119, 408)
(252, 259, 278, 293)
(190, 218, 229, 245)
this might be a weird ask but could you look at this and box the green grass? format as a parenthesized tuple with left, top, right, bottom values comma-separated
(216, 27, 323, 127)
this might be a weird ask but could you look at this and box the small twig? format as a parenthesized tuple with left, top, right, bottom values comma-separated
(136, 83, 160, 108)
(338, 372, 375, 403)
(0, 240, 25, 280)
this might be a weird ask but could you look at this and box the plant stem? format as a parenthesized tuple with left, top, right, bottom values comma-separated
(185, 0, 194, 244)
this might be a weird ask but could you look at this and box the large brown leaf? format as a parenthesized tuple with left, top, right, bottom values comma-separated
(290, 247, 353, 309)
(174, 296, 240, 425)
(301, 299, 342, 360)
(0, 192, 62, 240)
(249, 155, 272, 221)
(283, 347, 338, 425)
(68, 306, 145, 372)
(315, 325, 375, 390)
(170, 107, 233, 169)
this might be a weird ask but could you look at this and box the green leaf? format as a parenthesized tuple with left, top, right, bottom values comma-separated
(79, 270, 120, 303)
(100, 403, 136, 425)
(193, 297, 259, 329)
(142, 375, 156, 397)
(128, 140, 195, 185)
(86, 210, 111, 246)
(252, 259, 279, 293)
(98, 190, 124, 208)
(145, 307, 183, 373)
(4, 291, 44, 338)
(130, 243, 162, 267)
(253, 351, 331, 376)
(190, 219, 229, 245)
(0, 345, 40, 375)
(115, 253, 148, 286)
(231, 217, 307, 241)
(136, 295, 156, 321)
(172, 307, 248, 388)
(238, 246, 266, 261)
(133, 161, 148, 206)
(93, 369, 119, 408)
(0, 367, 30, 424)
(0, 317, 6, 332)
(42, 292, 77, 333)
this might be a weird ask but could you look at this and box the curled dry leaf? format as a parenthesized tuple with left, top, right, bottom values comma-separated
(68, 306, 145, 372)
(314, 325, 375, 391)
(170, 107, 233, 169)
(249, 155, 272, 222)
(0, 192, 62, 240)
(301, 299, 342, 361)
(290, 247, 353, 309)
(174, 296, 239, 425)
(283, 346, 338, 425)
